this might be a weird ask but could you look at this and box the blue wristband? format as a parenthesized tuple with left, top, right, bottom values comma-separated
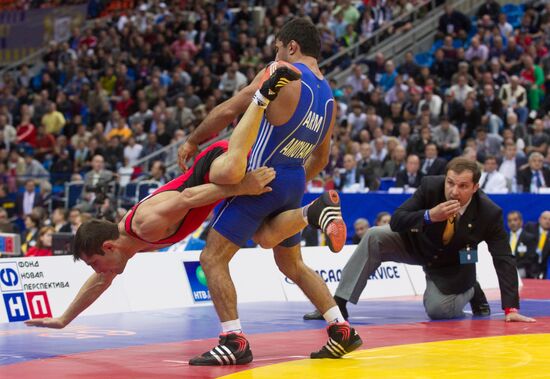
(424, 210, 432, 224)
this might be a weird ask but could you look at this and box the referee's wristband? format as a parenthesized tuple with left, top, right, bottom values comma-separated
(424, 210, 432, 225)
(504, 307, 518, 315)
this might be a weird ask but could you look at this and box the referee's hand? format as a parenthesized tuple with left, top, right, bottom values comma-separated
(429, 200, 461, 222)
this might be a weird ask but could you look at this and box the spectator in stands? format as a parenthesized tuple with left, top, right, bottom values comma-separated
(526, 119, 550, 155)
(421, 143, 447, 176)
(335, 154, 368, 192)
(371, 137, 388, 163)
(479, 156, 509, 193)
(103, 137, 124, 171)
(50, 149, 73, 185)
(524, 210, 550, 279)
(477, 0, 501, 23)
(346, 65, 367, 95)
(80, 155, 114, 211)
(498, 143, 527, 185)
(51, 208, 68, 232)
(382, 144, 406, 177)
(0, 184, 16, 218)
(375, 211, 391, 226)
(21, 212, 41, 256)
(517, 152, 550, 193)
(168, 97, 195, 131)
(475, 127, 502, 160)
(123, 137, 143, 167)
(25, 226, 55, 257)
(465, 36, 489, 63)
(379, 60, 398, 92)
(0, 114, 16, 150)
(437, 3, 471, 40)
(352, 218, 369, 244)
(398, 52, 420, 81)
(41, 102, 66, 136)
(497, 13, 514, 38)
(504, 112, 529, 146)
(507, 211, 538, 278)
(440, 89, 464, 125)
(60, 207, 82, 234)
(107, 117, 132, 143)
(418, 86, 442, 120)
(434, 115, 460, 157)
(500, 76, 528, 124)
(478, 84, 504, 134)
(395, 154, 422, 188)
(141, 161, 170, 185)
(16, 179, 44, 218)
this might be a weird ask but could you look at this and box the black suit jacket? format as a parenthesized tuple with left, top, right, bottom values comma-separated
(524, 222, 550, 278)
(16, 192, 44, 217)
(421, 157, 447, 176)
(390, 176, 519, 308)
(517, 167, 550, 193)
(510, 230, 538, 278)
(395, 170, 422, 188)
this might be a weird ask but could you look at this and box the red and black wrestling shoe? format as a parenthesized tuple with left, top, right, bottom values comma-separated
(310, 322, 363, 359)
(307, 190, 347, 253)
(188, 332, 253, 366)
(257, 61, 302, 104)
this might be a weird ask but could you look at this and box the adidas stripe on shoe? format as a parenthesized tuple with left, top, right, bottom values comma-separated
(189, 332, 253, 366)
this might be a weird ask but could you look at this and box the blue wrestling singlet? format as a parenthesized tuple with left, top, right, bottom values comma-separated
(212, 63, 335, 247)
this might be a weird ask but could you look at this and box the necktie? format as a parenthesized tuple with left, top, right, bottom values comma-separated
(408, 174, 415, 186)
(538, 230, 547, 253)
(510, 232, 517, 253)
(535, 171, 542, 188)
(442, 214, 457, 245)
(481, 173, 490, 189)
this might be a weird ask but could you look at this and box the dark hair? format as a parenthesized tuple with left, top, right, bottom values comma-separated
(484, 155, 497, 163)
(73, 219, 119, 261)
(445, 157, 481, 184)
(375, 212, 391, 225)
(508, 210, 523, 221)
(276, 18, 321, 59)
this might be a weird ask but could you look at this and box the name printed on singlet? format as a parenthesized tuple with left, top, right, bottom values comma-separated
(279, 110, 325, 159)
(280, 138, 315, 159)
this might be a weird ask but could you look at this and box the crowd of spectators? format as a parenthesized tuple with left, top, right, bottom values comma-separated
(322, 0, 550, 196)
(0, 0, 549, 258)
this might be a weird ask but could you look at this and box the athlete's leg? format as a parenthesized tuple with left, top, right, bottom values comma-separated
(273, 244, 362, 358)
(254, 191, 347, 252)
(209, 62, 302, 185)
(273, 244, 335, 313)
(209, 101, 265, 185)
(199, 229, 241, 321)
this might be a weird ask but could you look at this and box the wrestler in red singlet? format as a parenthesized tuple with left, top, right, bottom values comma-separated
(124, 140, 228, 244)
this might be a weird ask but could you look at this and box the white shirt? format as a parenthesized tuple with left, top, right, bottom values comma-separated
(23, 191, 35, 216)
(124, 144, 143, 166)
(479, 170, 509, 193)
(499, 158, 516, 180)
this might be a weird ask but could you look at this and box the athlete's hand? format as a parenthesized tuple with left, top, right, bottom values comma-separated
(505, 312, 536, 323)
(429, 200, 461, 222)
(178, 140, 198, 172)
(25, 317, 67, 329)
(239, 167, 276, 196)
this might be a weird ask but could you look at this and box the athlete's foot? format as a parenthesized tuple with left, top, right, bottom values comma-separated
(189, 332, 253, 366)
(307, 190, 347, 253)
(311, 322, 363, 359)
(255, 61, 302, 105)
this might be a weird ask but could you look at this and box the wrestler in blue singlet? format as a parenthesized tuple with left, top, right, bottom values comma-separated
(212, 63, 334, 246)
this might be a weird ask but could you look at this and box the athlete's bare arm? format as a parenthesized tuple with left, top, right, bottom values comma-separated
(304, 100, 336, 181)
(133, 167, 275, 241)
(25, 272, 116, 328)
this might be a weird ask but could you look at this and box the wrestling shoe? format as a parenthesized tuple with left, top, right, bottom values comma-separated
(311, 322, 363, 359)
(257, 61, 302, 103)
(307, 190, 347, 253)
(188, 332, 253, 366)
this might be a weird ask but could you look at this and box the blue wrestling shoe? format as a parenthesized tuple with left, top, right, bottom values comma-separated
(189, 332, 253, 366)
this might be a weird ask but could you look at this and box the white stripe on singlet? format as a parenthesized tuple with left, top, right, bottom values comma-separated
(260, 80, 314, 166)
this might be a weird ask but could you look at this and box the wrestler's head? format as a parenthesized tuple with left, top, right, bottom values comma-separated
(275, 18, 321, 62)
(73, 219, 128, 275)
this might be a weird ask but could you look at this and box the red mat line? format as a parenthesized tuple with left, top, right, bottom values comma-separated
(2, 317, 549, 379)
